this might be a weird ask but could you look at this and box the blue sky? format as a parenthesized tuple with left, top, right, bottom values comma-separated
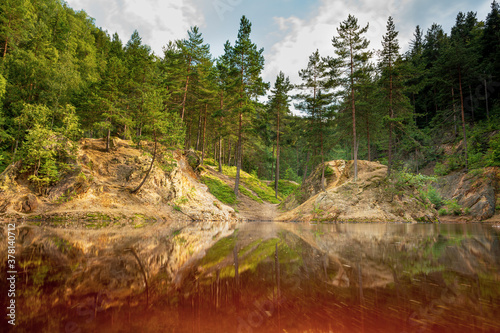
(65, 0, 492, 87)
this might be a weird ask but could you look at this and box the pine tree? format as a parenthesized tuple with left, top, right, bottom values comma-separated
(227, 16, 268, 197)
(295, 50, 332, 190)
(177, 26, 211, 122)
(269, 71, 292, 198)
(331, 15, 371, 181)
(444, 11, 480, 171)
(379, 16, 400, 175)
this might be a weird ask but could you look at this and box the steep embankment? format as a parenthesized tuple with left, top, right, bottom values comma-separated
(435, 167, 500, 222)
(0, 138, 236, 222)
(279, 160, 439, 223)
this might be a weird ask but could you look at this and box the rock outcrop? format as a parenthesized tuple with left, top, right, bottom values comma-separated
(279, 160, 438, 223)
(435, 167, 499, 220)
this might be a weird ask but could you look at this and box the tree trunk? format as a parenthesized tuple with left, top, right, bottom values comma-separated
(2, 36, 8, 57)
(106, 127, 111, 152)
(452, 86, 457, 137)
(271, 145, 274, 182)
(234, 59, 245, 197)
(388, 60, 393, 176)
(469, 85, 474, 123)
(131, 130, 157, 194)
(218, 137, 223, 173)
(296, 146, 299, 177)
(350, 40, 358, 181)
(320, 117, 325, 192)
(366, 115, 371, 162)
(196, 108, 202, 151)
(234, 110, 242, 197)
(484, 78, 490, 119)
(275, 107, 280, 198)
(213, 137, 217, 161)
(302, 150, 310, 184)
(180, 57, 191, 121)
(458, 68, 468, 172)
(201, 104, 208, 164)
(219, 93, 224, 172)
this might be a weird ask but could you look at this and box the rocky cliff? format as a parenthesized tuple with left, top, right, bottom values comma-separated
(0, 138, 236, 222)
(279, 160, 439, 223)
(435, 167, 500, 221)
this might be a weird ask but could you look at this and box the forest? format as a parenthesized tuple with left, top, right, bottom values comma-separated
(1, 0, 500, 197)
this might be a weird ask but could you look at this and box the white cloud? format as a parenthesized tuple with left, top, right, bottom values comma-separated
(65, 0, 205, 55)
(263, 0, 491, 87)
(263, 0, 411, 87)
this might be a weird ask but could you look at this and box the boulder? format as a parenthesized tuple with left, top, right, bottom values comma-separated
(279, 160, 438, 223)
(21, 193, 38, 213)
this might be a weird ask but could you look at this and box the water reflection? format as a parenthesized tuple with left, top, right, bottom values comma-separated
(8, 222, 500, 332)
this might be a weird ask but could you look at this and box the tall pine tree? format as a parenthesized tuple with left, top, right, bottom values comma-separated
(331, 15, 371, 181)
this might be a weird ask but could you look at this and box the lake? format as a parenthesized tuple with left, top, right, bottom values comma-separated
(3, 221, 500, 332)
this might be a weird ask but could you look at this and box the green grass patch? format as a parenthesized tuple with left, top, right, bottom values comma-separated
(201, 174, 237, 205)
(275, 179, 300, 198)
(203, 158, 218, 167)
(239, 186, 263, 203)
(222, 166, 280, 204)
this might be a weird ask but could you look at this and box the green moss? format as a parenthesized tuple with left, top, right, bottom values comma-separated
(222, 166, 280, 203)
(201, 174, 237, 205)
(239, 186, 263, 203)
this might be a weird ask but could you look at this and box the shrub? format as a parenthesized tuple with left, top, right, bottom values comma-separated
(445, 199, 462, 215)
(426, 186, 444, 209)
(434, 162, 447, 176)
(276, 179, 300, 198)
(486, 133, 500, 167)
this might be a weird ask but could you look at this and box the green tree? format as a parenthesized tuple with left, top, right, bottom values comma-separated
(0, 0, 35, 57)
(269, 71, 292, 198)
(227, 16, 268, 197)
(131, 89, 185, 193)
(124, 30, 154, 142)
(379, 16, 410, 175)
(295, 50, 332, 191)
(481, 1, 500, 109)
(177, 26, 211, 122)
(445, 12, 480, 171)
(331, 15, 372, 181)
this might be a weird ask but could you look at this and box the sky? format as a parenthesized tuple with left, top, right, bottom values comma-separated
(65, 0, 492, 91)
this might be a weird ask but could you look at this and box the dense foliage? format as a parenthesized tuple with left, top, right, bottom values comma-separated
(1, 0, 499, 194)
